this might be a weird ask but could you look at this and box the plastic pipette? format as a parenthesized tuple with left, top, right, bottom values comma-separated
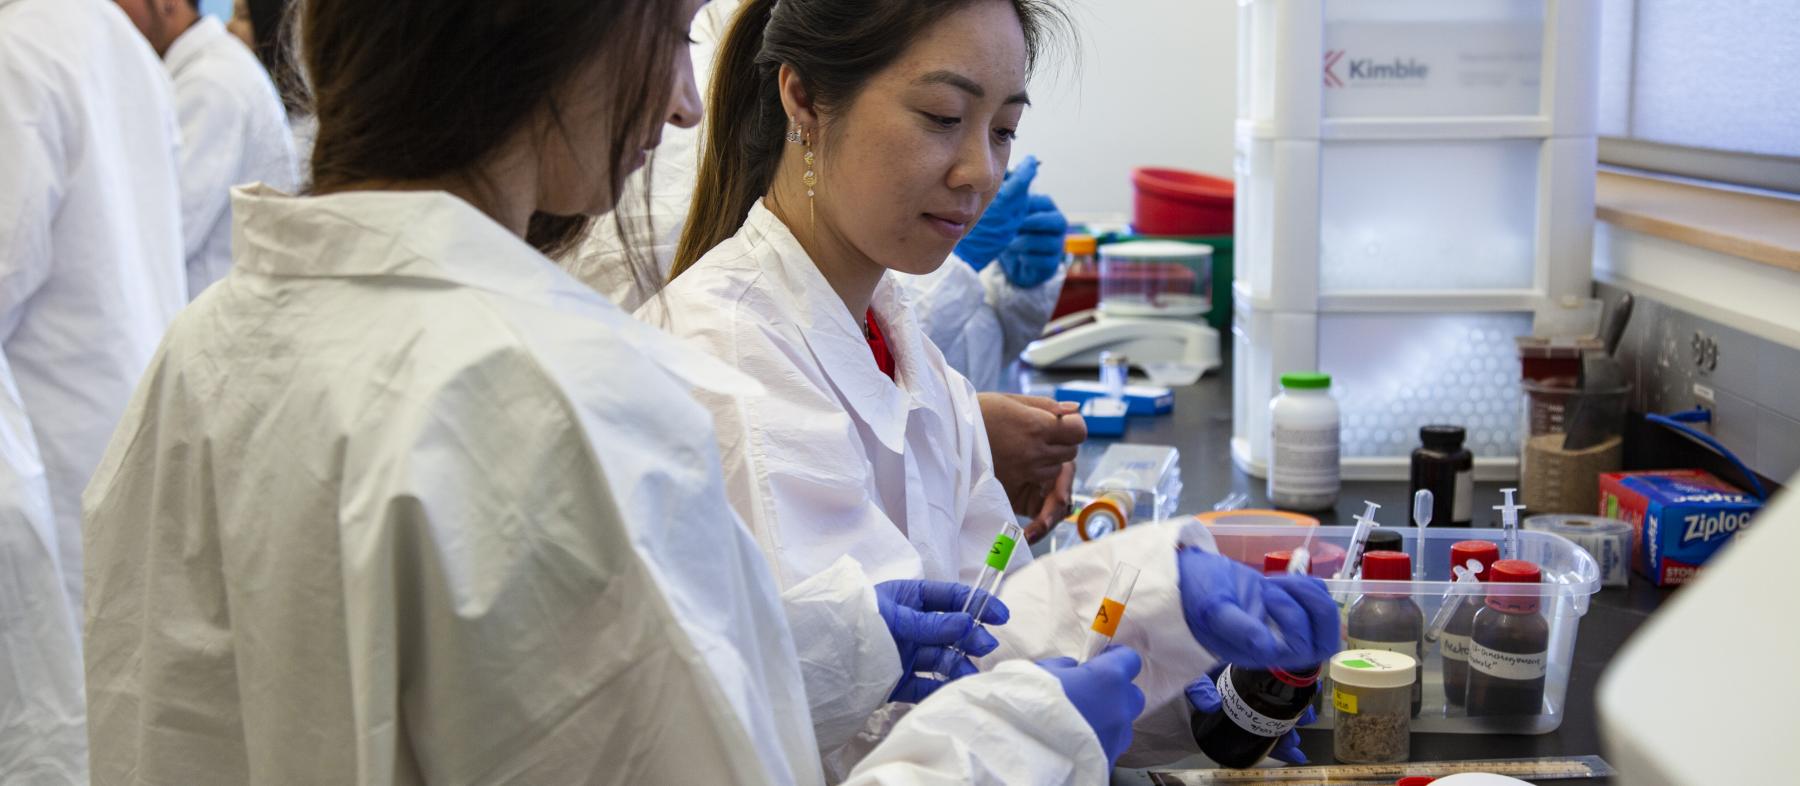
(1496, 488, 1526, 561)
(921, 521, 1023, 679)
(1334, 501, 1383, 581)
(1080, 562, 1140, 663)
(1424, 558, 1486, 642)
(1288, 528, 1315, 578)
(1412, 489, 1434, 581)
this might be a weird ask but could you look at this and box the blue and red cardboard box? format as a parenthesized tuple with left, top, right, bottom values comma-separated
(1598, 469, 1762, 587)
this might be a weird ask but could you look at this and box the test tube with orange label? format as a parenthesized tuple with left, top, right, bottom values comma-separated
(1080, 562, 1141, 663)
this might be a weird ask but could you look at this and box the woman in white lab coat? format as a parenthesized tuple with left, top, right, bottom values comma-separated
(649, 0, 1342, 768)
(81, 0, 1141, 783)
(577, 0, 1081, 541)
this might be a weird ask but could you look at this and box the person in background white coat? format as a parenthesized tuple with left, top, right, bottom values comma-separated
(118, 0, 300, 297)
(650, 0, 1341, 770)
(0, 0, 186, 778)
(576, 0, 1082, 540)
(81, 0, 1142, 783)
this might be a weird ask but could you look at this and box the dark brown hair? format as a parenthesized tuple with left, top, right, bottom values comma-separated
(300, 0, 682, 258)
(671, 0, 1068, 279)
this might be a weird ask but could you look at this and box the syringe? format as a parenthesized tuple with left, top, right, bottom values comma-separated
(922, 521, 1023, 679)
(1080, 562, 1141, 663)
(1424, 558, 1486, 642)
(1495, 488, 1525, 561)
(1334, 501, 1383, 582)
(1412, 489, 1434, 582)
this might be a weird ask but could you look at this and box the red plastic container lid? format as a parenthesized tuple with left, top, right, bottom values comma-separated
(1397, 778, 1437, 786)
(1132, 168, 1234, 203)
(1361, 551, 1412, 581)
(1263, 550, 1292, 574)
(1449, 540, 1502, 580)
(1489, 559, 1542, 584)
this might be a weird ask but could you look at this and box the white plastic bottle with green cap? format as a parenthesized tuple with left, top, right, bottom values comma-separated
(1269, 372, 1340, 511)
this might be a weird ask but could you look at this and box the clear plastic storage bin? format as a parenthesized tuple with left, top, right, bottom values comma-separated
(1204, 524, 1601, 734)
(1098, 242, 1213, 318)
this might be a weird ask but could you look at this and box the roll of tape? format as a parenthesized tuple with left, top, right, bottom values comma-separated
(1525, 514, 1632, 588)
(1194, 509, 1320, 527)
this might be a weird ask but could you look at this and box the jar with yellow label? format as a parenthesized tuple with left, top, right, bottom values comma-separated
(1330, 649, 1414, 764)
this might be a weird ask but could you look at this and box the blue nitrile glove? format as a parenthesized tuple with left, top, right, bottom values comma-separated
(1186, 664, 1316, 765)
(1177, 547, 1340, 672)
(956, 155, 1041, 270)
(998, 193, 1069, 289)
(1037, 646, 1146, 769)
(876, 579, 1010, 703)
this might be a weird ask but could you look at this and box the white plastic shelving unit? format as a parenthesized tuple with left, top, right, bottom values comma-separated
(1232, 0, 1601, 482)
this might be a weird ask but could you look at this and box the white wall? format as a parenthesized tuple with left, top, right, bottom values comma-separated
(1014, 0, 1239, 221)
(1594, 222, 1800, 349)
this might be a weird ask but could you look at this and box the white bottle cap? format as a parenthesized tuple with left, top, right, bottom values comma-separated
(1330, 649, 1418, 689)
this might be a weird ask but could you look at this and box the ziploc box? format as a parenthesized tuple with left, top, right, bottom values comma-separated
(1597, 470, 1762, 587)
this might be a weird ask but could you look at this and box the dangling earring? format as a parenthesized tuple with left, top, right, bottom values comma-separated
(786, 116, 802, 145)
(801, 127, 818, 229)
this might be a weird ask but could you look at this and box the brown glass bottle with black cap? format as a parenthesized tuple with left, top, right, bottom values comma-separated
(1345, 551, 1423, 717)
(1189, 552, 1323, 768)
(1466, 560, 1550, 716)
(1410, 425, 1474, 526)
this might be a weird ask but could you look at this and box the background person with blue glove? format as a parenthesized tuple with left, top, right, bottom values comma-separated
(899, 154, 1071, 393)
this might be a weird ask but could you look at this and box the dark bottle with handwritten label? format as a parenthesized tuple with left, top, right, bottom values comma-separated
(1466, 560, 1549, 717)
(1191, 664, 1320, 768)
(1345, 552, 1423, 717)
(1410, 425, 1474, 526)
(1440, 540, 1501, 707)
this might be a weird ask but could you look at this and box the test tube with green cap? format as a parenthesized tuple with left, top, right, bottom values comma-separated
(922, 521, 1023, 679)
(1080, 562, 1141, 663)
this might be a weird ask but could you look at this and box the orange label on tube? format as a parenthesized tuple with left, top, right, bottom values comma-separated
(1090, 598, 1126, 637)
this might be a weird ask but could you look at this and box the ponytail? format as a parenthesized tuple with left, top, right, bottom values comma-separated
(671, 0, 785, 280)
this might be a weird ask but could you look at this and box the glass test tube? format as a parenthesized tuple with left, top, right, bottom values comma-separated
(1080, 562, 1141, 663)
(923, 522, 1024, 679)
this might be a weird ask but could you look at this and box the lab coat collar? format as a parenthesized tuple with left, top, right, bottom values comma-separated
(741, 202, 950, 453)
(230, 185, 762, 398)
(163, 15, 227, 74)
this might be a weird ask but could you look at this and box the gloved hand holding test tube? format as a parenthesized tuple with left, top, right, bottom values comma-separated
(1081, 562, 1141, 663)
(919, 521, 1024, 680)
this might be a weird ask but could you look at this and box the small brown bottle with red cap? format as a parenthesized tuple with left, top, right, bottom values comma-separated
(1187, 553, 1324, 768)
(1466, 560, 1550, 717)
(1345, 551, 1423, 717)
(1440, 540, 1502, 707)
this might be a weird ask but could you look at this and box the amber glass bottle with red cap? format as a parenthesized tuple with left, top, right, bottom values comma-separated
(1345, 551, 1423, 717)
(1440, 540, 1502, 707)
(1466, 560, 1549, 717)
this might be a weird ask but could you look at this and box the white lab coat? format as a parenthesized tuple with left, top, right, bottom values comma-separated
(640, 201, 1024, 590)
(645, 202, 1221, 768)
(895, 257, 1064, 392)
(575, 0, 1057, 387)
(0, 2, 185, 777)
(82, 186, 1105, 785)
(164, 16, 300, 297)
(0, 353, 85, 785)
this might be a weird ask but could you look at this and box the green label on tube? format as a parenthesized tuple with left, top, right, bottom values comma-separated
(986, 534, 1018, 571)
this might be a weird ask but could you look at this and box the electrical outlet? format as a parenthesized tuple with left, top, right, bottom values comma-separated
(1692, 382, 1717, 434)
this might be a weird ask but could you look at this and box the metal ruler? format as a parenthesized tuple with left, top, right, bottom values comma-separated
(1147, 754, 1615, 785)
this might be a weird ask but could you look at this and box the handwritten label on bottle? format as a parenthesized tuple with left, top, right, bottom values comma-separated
(1440, 633, 1471, 662)
(1469, 643, 1547, 681)
(1218, 669, 1300, 738)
